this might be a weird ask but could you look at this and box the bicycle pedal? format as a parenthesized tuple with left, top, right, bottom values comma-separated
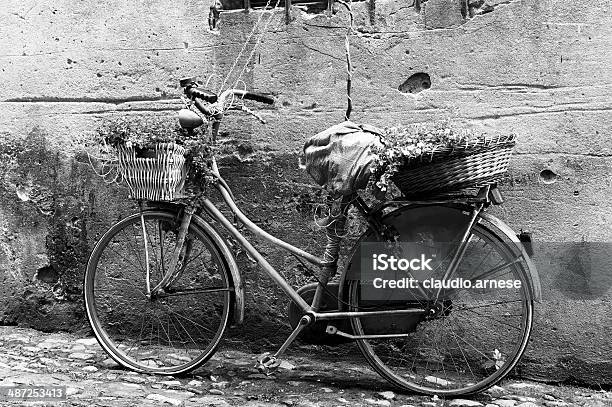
(255, 352, 281, 376)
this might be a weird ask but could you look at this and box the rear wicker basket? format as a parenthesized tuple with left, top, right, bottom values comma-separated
(117, 143, 187, 201)
(392, 136, 515, 196)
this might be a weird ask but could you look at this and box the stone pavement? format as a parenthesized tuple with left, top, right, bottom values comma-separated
(0, 326, 609, 407)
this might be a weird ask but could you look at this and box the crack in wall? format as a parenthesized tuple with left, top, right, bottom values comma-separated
(302, 43, 344, 61)
(3, 100, 609, 119)
(513, 152, 612, 158)
(2, 96, 177, 104)
(79, 106, 180, 115)
(456, 83, 588, 91)
(471, 106, 612, 120)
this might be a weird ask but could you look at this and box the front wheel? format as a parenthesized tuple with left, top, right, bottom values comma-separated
(348, 219, 534, 396)
(84, 210, 232, 375)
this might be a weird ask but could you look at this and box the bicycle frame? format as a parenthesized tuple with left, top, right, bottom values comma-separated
(126, 132, 540, 380)
(193, 156, 482, 321)
(137, 153, 525, 337)
(86, 83, 541, 391)
(165, 87, 505, 322)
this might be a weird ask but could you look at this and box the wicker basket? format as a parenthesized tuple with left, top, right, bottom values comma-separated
(117, 143, 187, 201)
(392, 136, 515, 197)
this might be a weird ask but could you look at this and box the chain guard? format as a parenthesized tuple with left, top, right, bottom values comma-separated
(287, 282, 352, 345)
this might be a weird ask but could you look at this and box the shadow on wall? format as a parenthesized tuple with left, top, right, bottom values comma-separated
(0, 126, 327, 336)
(0, 128, 96, 331)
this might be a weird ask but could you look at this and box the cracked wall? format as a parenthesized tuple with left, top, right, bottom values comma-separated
(0, 0, 611, 385)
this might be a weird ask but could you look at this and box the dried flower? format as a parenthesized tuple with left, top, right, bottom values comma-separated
(93, 115, 215, 199)
(369, 120, 509, 196)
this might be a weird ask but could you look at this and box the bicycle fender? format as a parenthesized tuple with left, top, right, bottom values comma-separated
(192, 216, 245, 325)
(478, 213, 542, 303)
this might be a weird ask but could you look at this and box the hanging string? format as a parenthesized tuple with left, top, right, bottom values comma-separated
(217, 0, 283, 97)
(216, 0, 278, 94)
(337, 0, 354, 121)
(232, 0, 283, 90)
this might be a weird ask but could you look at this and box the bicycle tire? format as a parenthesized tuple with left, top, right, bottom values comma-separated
(84, 210, 232, 375)
(348, 214, 534, 396)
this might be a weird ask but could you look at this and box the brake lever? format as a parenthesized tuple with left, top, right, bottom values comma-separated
(240, 105, 267, 124)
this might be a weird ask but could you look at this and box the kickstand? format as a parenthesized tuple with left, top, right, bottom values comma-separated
(255, 314, 312, 375)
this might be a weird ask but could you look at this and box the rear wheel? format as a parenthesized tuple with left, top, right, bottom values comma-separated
(84, 211, 232, 375)
(348, 220, 534, 396)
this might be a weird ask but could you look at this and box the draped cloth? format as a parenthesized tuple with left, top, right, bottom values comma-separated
(303, 121, 384, 196)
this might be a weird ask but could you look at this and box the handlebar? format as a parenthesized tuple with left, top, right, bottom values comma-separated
(230, 89, 275, 105)
(182, 79, 274, 116)
(185, 86, 218, 103)
(180, 78, 274, 130)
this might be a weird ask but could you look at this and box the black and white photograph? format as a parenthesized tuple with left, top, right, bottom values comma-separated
(0, 0, 610, 406)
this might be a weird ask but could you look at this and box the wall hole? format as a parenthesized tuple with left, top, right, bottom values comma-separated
(35, 265, 59, 284)
(539, 169, 558, 184)
(398, 72, 431, 94)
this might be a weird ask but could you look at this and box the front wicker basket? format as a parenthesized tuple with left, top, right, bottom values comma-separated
(117, 143, 187, 201)
(392, 138, 515, 197)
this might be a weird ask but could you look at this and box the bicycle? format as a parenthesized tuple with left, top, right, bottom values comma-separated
(83, 77, 542, 396)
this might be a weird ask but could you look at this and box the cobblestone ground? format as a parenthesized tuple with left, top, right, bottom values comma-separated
(0, 327, 609, 407)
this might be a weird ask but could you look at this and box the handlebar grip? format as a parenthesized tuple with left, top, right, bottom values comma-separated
(186, 87, 218, 103)
(180, 77, 198, 88)
(242, 92, 274, 105)
(193, 98, 213, 116)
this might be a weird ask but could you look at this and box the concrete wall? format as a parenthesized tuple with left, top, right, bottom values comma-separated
(1, 0, 610, 385)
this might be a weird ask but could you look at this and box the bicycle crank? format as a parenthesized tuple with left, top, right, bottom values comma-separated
(255, 352, 281, 375)
(255, 314, 312, 375)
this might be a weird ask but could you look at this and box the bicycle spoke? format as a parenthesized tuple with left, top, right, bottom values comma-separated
(151, 312, 174, 350)
(350, 220, 534, 395)
(166, 314, 192, 359)
(463, 240, 494, 281)
(105, 245, 143, 275)
(440, 317, 463, 380)
(134, 312, 149, 362)
(180, 247, 207, 271)
(428, 318, 450, 387)
(450, 325, 491, 365)
(86, 213, 231, 374)
(166, 307, 218, 336)
(126, 225, 146, 273)
(449, 313, 519, 351)
(171, 311, 200, 349)
(446, 316, 477, 381)
(454, 299, 523, 311)
(459, 308, 521, 331)
(443, 257, 522, 304)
